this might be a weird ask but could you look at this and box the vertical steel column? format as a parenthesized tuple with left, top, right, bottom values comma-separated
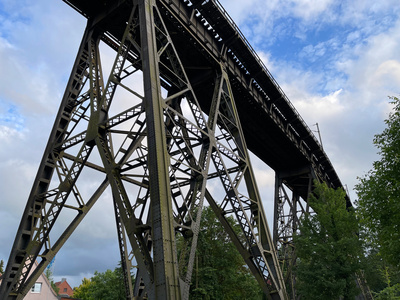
(138, 0, 181, 298)
(0, 1, 313, 299)
(113, 197, 134, 300)
(204, 67, 287, 300)
(273, 170, 313, 299)
(0, 23, 100, 300)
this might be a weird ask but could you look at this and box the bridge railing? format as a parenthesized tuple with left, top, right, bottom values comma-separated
(198, 0, 342, 192)
(212, 0, 320, 151)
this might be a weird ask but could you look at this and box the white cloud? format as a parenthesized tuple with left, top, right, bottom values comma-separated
(1, 0, 400, 291)
(292, 89, 345, 122)
(337, 19, 400, 105)
(221, 0, 335, 24)
(0, 125, 25, 142)
(253, 165, 275, 188)
(248, 1, 400, 203)
(299, 38, 341, 62)
(375, 60, 400, 83)
(0, 1, 85, 116)
(339, 0, 400, 29)
(290, 0, 335, 21)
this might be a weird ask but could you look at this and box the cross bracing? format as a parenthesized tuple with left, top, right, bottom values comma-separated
(0, 0, 351, 299)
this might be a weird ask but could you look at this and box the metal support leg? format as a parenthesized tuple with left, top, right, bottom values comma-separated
(1, 1, 294, 300)
(0, 23, 103, 299)
(273, 170, 313, 299)
(204, 67, 287, 300)
(138, 0, 181, 298)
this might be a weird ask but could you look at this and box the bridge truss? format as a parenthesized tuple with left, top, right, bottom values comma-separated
(0, 0, 348, 299)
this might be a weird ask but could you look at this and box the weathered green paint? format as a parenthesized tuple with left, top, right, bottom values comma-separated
(139, 0, 181, 299)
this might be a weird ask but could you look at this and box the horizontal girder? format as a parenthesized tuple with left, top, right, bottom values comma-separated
(62, 0, 346, 201)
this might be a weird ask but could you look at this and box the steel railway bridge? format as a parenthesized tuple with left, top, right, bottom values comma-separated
(0, 0, 353, 299)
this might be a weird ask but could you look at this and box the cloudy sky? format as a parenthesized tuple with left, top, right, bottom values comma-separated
(1, 0, 399, 289)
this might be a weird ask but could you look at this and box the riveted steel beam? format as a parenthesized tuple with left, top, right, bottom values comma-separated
(0, 1, 346, 299)
(273, 168, 314, 298)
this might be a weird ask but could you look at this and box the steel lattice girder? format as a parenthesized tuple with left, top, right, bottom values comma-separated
(0, 1, 288, 300)
(273, 169, 314, 298)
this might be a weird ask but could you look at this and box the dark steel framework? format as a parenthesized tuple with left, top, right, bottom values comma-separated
(273, 168, 314, 298)
(0, 0, 351, 299)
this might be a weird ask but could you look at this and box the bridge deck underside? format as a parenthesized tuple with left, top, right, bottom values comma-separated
(63, 0, 344, 200)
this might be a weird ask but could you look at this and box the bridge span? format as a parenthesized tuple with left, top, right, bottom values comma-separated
(0, 1, 348, 299)
(66, 0, 345, 198)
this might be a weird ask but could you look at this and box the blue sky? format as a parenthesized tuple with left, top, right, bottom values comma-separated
(1, 0, 400, 289)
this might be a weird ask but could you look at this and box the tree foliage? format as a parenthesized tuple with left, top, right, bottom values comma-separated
(45, 268, 59, 295)
(355, 96, 400, 266)
(294, 182, 363, 300)
(180, 206, 264, 300)
(373, 266, 400, 300)
(0, 259, 4, 273)
(73, 277, 94, 300)
(73, 207, 263, 300)
(73, 265, 126, 300)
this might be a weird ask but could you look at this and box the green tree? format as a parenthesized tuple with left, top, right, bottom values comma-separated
(180, 206, 263, 300)
(0, 259, 4, 273)
(361, 248, 390, 293)
(45, 268, 59, 295)
(355, 96, 400, 266)
(73, 277, 94, 300)
(373, 266, 400, 300)
(294, 182, 363, 300)
(91, 268, 125, 300)
(73, 265, 126, 300)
